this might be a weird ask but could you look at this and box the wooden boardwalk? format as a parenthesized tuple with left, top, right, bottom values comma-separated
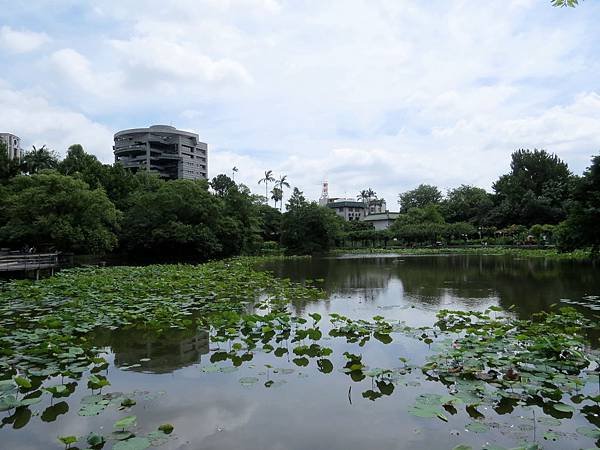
(0, 253, 60, 273)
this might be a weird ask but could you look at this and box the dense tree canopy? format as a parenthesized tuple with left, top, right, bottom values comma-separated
(0, 173, 118, 253)
(441, 185, 493, 225)
(281, 188, 342, 254)
(0, 141, 21, 183)
(490, 149, 573, 227)
(398, 184, 442, 213)
(21, 145, 60, 175)
(556, 155, 600, 255)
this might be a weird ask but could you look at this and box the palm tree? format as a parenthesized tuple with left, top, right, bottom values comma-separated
(232, 166, 238, 181)
(21, 145, 59, 174)
(271, 186, 283, 208)
(276, 174, 290, 211)
(357, 188, 377, 215)
(258, 170, 275, 204)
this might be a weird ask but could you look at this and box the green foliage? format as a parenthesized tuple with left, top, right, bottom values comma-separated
(551, 0, 582, 7)
(257, 204, 282, 242)
(21, 145, 60, 174)
(398, 184, 442, 213)
(120, 179, 225, 259)
(281, 189, 343, 254)
(555, 155, 600, 255)
(0, 172, 119, 253)
(441, 185, 493, 225)
(490, 149, 574, 227)
(0, 140, 21, 182)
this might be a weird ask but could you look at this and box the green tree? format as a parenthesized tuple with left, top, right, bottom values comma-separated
(0, 140, 21, 182)
(556, 155, 600, 255)
(490, 149, 574, 227)
(21, 145, 60, 174)
(286, 187, 307, 210)
(210, 174, 237, 197)
(441, 185, 493, 225)
(281, 188, 342, 254)
(258, 170, 275, 204)
(276, 174, 290, 211)
(271, 186, 283, 208)
(551, 0, 582, 7)
(0, 172, 118, 253)
(258, 204, 282, 242)
(398, 184, 442, 213)
(120, 180, 224, 259)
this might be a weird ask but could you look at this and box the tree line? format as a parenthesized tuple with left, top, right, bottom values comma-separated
(0, 142, 598, 258)
(342, 149, 599, 255)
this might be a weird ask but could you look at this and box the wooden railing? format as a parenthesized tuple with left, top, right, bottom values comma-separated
(0, 253, 60, 273)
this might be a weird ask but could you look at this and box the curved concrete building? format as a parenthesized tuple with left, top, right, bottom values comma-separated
(114, 125, 208, 180)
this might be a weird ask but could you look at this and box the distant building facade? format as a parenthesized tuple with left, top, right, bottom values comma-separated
(0, 133, 22, 160)
(325, 198, 367, 221)
(367, 199, 387, 215)
(361, 212, 400, 230)
(114, 125, 208, 180)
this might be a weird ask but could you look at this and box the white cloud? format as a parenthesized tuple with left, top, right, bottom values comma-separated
(2, 0, 600, 207)
(110, 37, 252, 85)
(0, 81, 114, 162)
(0, 26, 49, 53)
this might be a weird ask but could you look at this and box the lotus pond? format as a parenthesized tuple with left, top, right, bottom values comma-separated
(0, 254, 599, 450)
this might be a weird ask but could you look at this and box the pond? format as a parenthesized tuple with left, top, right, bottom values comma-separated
(0, 255, 599, 450)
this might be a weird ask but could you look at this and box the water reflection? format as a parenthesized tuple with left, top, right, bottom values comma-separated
(262, 255, 600, 320)
(94, 328, 210, 373)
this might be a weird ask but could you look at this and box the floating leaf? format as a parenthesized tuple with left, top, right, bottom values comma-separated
(114, 415, 137, 430)
(465, 421, 489, 433)
(576, 426, 600, 439)
(112, 437, 150, 450)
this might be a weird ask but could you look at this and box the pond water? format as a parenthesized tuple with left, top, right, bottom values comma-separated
(1, 254, 599, 450)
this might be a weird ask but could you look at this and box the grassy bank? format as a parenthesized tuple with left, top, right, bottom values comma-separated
(330, 246, 592, 260)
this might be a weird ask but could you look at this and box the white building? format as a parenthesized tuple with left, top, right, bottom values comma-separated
(361, 212, 400, 230)
(0, 133, 22, 160)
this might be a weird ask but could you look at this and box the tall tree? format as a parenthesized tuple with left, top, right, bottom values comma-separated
(286, 187, 307, 210)
(556, 155, 600, 255)
(490, 149, 574, 227)
(258, 170, 275, 204)
(398, 184, 442, 213)
(21, 145, 60, 174)
(276, 174, 290, 211)
(0, 140, 21, 182)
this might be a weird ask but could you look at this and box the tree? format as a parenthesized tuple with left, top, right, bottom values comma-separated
(210, 174, 237, 197)
(490, 149, 574, 227)
(258, 170, 275, 204)
(271, 186, 283, 208)
(258, 204, 282, 242)
(21, 145, 60, 174)
(281, 192, 343, 254)
(398, 184, 442, 213)
(441, 185, 493, 225)
(286, 187, 307, 210)
(0, 140, 21, 183)
(0, 173, 118, 253)
(556, 155, 600, 255)
(120, 179, 225, 260)
(551, 0, 582, 7)
(276, 175, 290, 211)
(232, 166, 238, 181)
(358, 188, 377, 214)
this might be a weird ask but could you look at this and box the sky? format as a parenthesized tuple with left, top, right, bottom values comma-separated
(1, 0, 599, 206)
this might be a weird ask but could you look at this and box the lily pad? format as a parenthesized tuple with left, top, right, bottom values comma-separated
(112, 437, 150, 450)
